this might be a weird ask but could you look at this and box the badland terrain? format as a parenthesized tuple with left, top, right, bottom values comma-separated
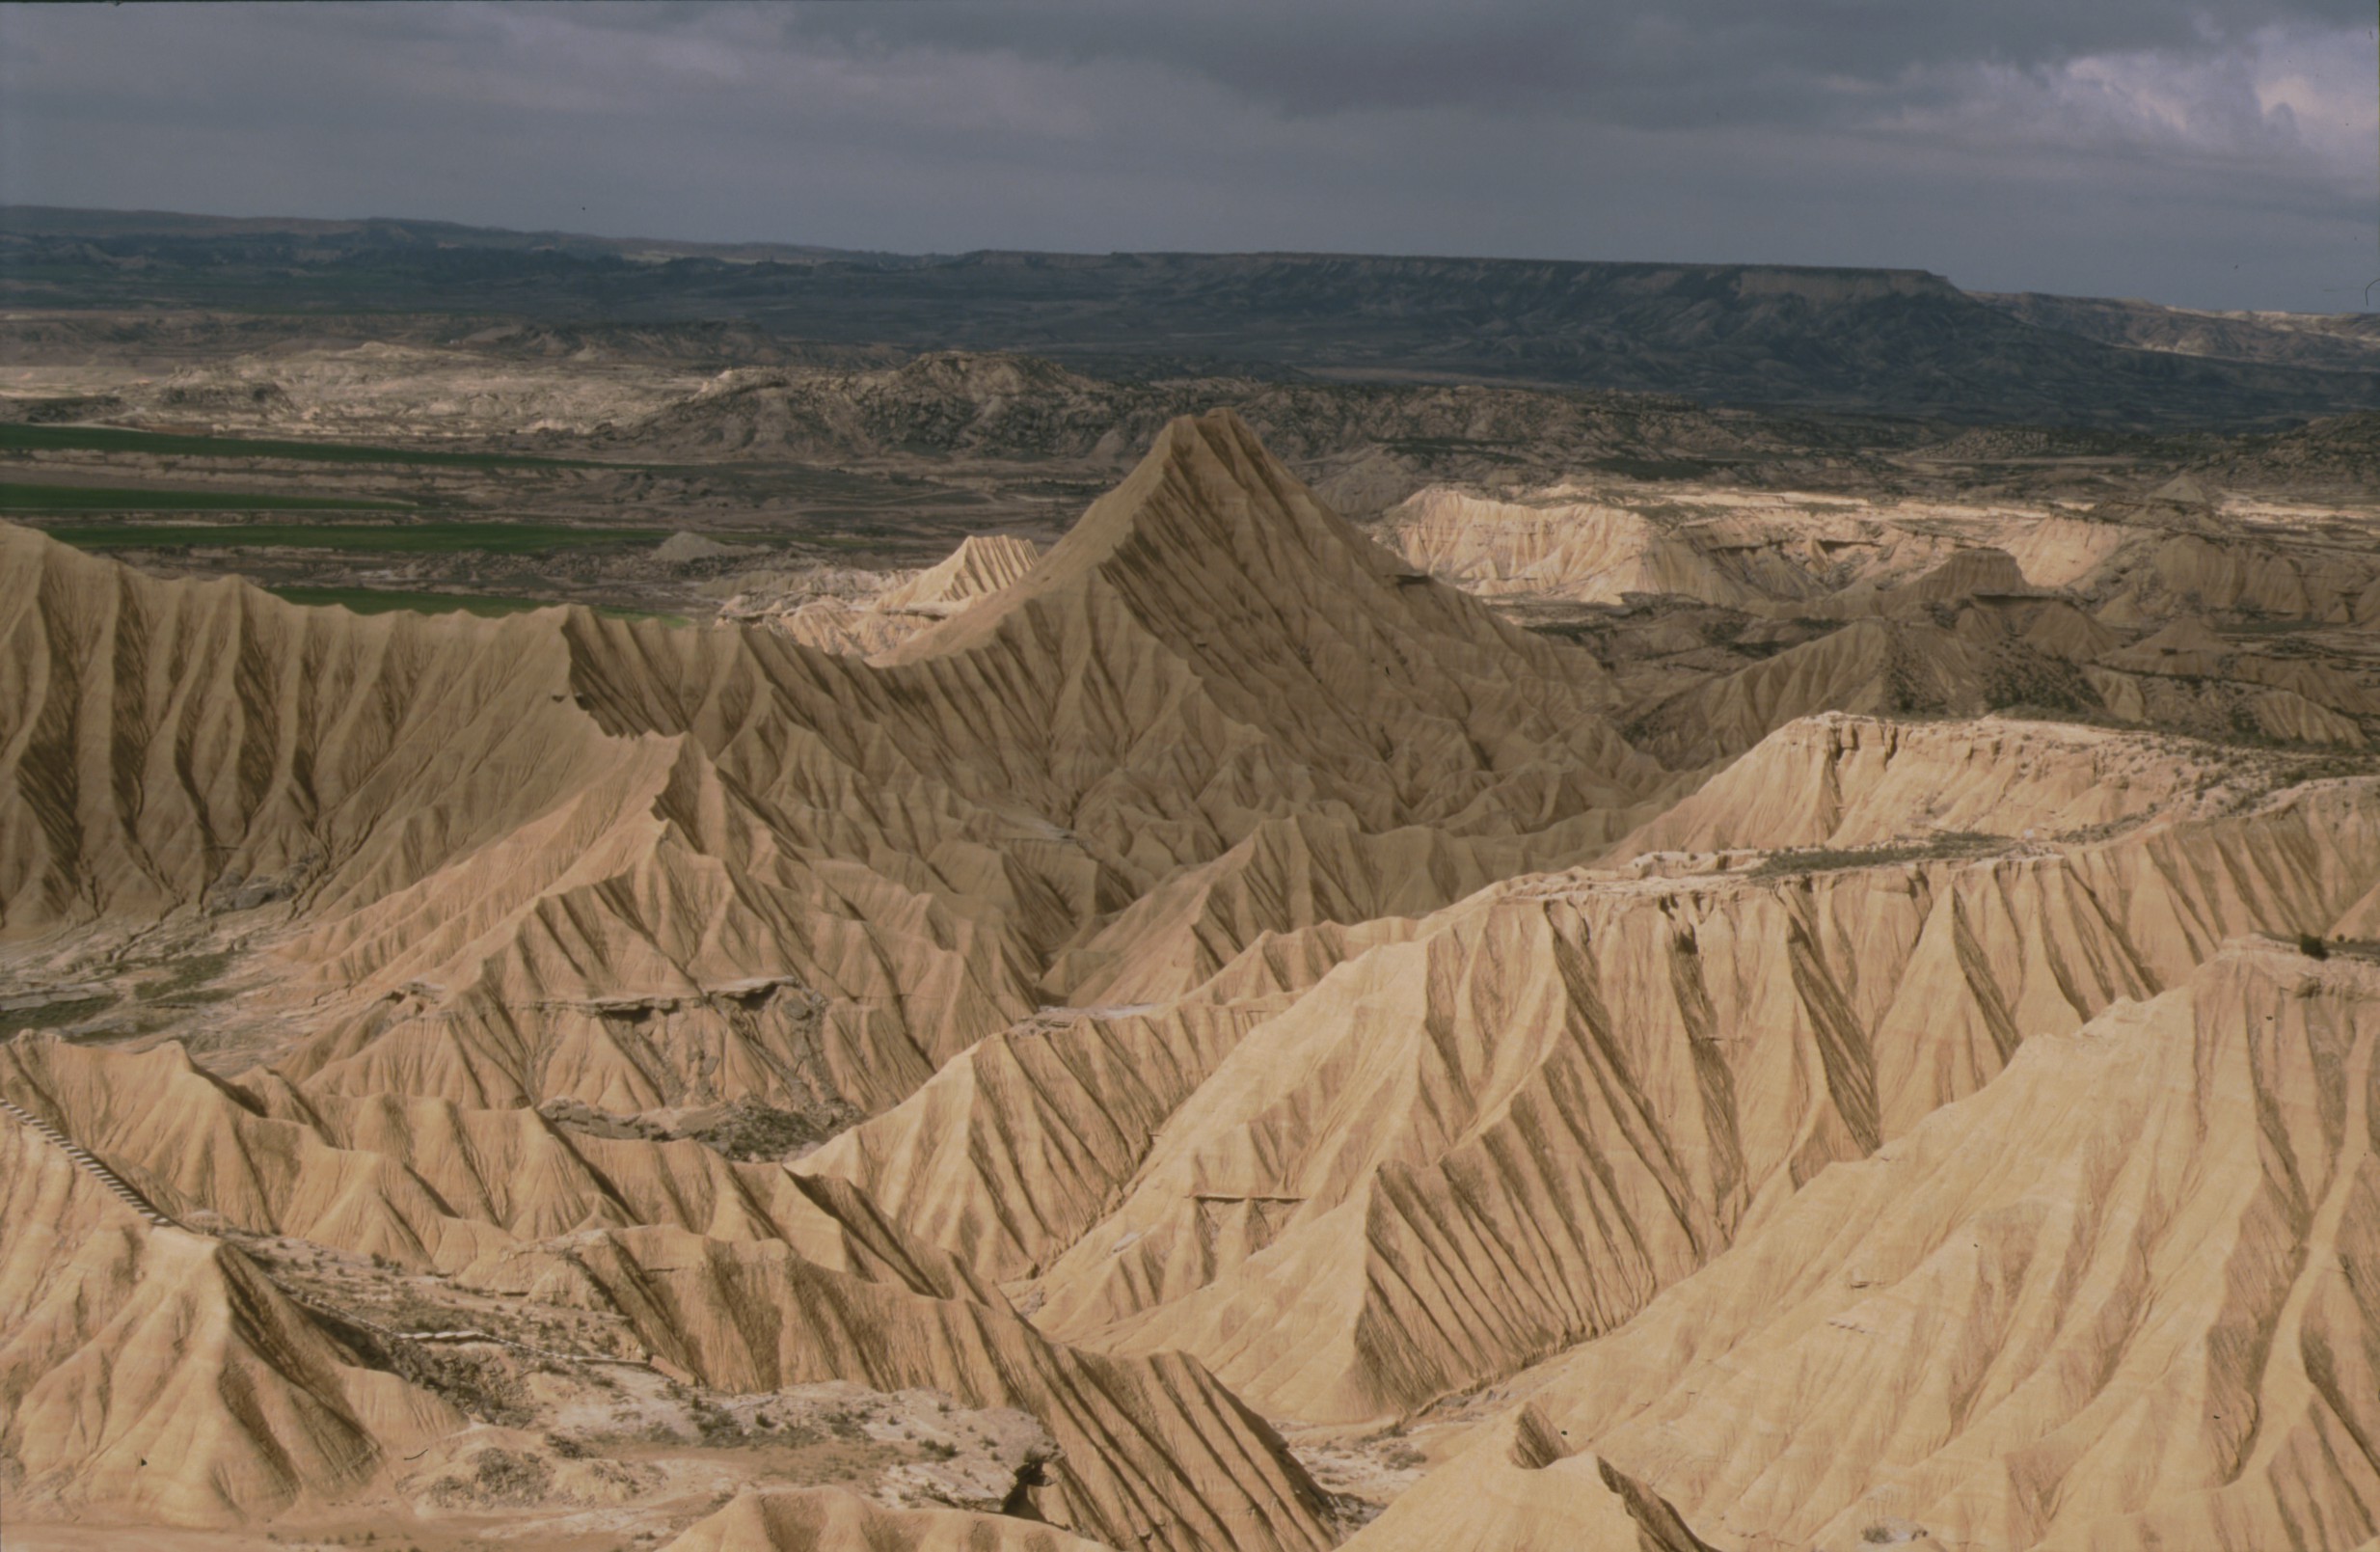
(3, 207, 2379, 1552)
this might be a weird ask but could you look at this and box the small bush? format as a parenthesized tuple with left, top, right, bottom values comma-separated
(2299, 933, 2331, 960)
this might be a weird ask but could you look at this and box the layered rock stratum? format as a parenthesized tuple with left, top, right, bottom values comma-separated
(4, 408, 2377, 1550)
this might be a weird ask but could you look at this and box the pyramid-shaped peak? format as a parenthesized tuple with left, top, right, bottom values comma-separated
(2150, 471, 2216, 506)
(875, 533, 1043, 615)
(881, 408, 1405, 661)
(868, 410, 1646, 810)
(1044, 408, 1397, 578)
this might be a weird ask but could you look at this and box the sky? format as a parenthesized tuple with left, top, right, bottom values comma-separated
(1, 1, 2374, 313)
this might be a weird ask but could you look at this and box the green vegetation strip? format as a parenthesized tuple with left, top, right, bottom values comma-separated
(1749, 830, 2006, 879)
(267, 585, 688, 626)
(38, 520, 669, 553)
(0, 421, 590, 468)
(2, 994, 119, 1032)
(1, 481, 409, 513)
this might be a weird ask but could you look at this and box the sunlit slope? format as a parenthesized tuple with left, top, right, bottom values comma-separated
(805, 716, 2380, 1425)
(1, 411, 1657, 1122)
(1376, 942, 2380, 1552)
(10, 405, 2379, 1550)
(1343, 1407, 1716, 1552)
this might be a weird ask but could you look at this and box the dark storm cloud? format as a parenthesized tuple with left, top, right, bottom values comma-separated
(769, 0, 2366, 123)
(0, 2, 2370, 312)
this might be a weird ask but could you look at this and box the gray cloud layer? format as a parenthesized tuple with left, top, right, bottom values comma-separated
(0, 1, 2372, 312)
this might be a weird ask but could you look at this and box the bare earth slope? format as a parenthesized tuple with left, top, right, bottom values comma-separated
(0, 1110, 459, 1529)
(0, 411, 1654, 1117)
(0, 411, 1663, 1548)
(6, 407, 2379, 1551)
(1018, 764, 2380, 1425)
(0, 1029, 1337, 1552)
(1360, 940, 2380, 1552)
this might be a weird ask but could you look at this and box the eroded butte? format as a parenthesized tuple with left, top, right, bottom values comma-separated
(4, 409, 2377, 1552)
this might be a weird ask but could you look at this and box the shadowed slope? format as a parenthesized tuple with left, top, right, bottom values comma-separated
(0, 1034, 1337, 1552)
(890, 411, 1652, 834)
(663, 1486, 1112, 1552)
(0, 1113, 458, 1527)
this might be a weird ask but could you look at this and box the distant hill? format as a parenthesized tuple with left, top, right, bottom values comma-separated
(0, 204, 916, 266)
(3, 204, 2372, 428)
(1979, 290, 2380, 374)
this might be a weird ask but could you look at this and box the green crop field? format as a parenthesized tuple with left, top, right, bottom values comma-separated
(0, 481, 411, 513)
(35, 520, 670, 553)
(266, 585, 689, 625)
(0, 422, 593, 468)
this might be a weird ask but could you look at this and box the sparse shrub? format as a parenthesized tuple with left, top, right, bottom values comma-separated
(819, 1405, 870, 1442)
(679, 1096, 863, 1160)
(134, 949, 235, 1003)
(425, 1447, 553, 1509)
(689, 1401, 744, 1445)
(2299, 933, 2331, 960)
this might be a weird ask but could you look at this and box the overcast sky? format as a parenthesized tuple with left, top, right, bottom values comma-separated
(2, 2, 2374, 313)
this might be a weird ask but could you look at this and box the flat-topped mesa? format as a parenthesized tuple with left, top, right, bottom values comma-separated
(1381, 486, 1751, 608)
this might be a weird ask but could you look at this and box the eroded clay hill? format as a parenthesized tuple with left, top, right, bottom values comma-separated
(0, 411, 1655, 1116)
(6, 409, 2378, 1551)
(764, 533, 1045, 657)
(1383, 482, 2380, 768)
(1353, 941, 2380, 1552)
(787, 715, 2380, 1546)
(0, 1032, 1334, 1549)
(0, 410, 1657, 1547)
